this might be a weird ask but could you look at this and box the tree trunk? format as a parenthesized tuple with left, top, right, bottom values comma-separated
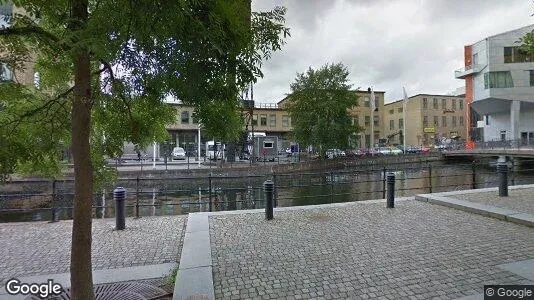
(70, 0, 94, 299)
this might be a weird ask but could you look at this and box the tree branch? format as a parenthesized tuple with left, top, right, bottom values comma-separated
(3, 86, 75, 134)
(99, 60, 115, 80)
(0, 25, 61, 43)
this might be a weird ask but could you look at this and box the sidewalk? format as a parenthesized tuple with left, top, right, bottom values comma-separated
(175, 187, 534, 300)
(2, 186, 534, 299)
(0, 215, 187, 299)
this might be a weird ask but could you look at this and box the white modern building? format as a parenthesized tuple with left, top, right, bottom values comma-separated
(455, 24, 534, 146)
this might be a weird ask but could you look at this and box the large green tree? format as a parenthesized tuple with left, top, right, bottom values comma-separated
(520, 28, 534, 56)
(286, 63, 360, 157)
(0, 0, 288, 298)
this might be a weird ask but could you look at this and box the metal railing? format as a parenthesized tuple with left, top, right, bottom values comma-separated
(474, 139, 534, 150)
(444, 139, 534, 151)
(454, 64, 483, 78)
(2, 158, 534, 222)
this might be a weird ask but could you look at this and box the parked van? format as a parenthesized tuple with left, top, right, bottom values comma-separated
(206, 141, 224, 160)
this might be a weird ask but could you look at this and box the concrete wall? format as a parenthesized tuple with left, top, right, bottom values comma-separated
(473, 25, 534, 103)
(483, 108, 534, 141)
(166, 105, 292, 134)
(384, 95, 466, 147)
(471, 39, 490, 102)
(348, 91, 386, 148)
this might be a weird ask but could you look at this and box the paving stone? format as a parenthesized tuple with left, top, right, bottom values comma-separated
(210, 200, 534, 299)
(445, 188, 534, 215)
(0, 215, 186, 284)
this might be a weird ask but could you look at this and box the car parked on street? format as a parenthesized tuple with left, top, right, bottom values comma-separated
(326, 149, 345, 159)
(377, 147, 392, 155)
(389, 147, 403, 155)
(420, 146, 431, 153)
(172, 147, 186, 160)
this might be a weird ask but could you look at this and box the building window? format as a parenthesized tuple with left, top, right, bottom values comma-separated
(441, 99, 446, 109)
(389, 109, 394, 115)
(389, 119, 394, 130)
(451, 99, 456, 110)
(397, 107, 403, 113)
(364, 96, 370, 107)
(459, 99, 464, 110)
(252, 114, 258, 126)
(452, 116, 457, 127)
(353, 116, 359, 125)
(373, 115, 379, 126)
(433, 98, 438, 109)
(433, 116, 439, 126)
(181, 111, 190, 124)
(459, 116, 464, 126)
(263, 141, 274, 148)
(269, 114, 276, 127)
(282, 115, 290, 127)
(504, 47, 512, 63)
(530, 70, 534, 86)
(0, 62, 12, 82)
(442, 116, 447, 127)
(485, 115, 490, 125)
(374, 95, 379, 111)
(260, 114, 267, 126)
(423, 116, 428, 127)
(398, 118, 404, 128)
(504, 46, 534, 63)
(364, 116, 370, 126)
(422, 98, 428, 109)
(484, 71, 514, 88)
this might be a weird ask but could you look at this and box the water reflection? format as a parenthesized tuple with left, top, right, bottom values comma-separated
(2, 162, 534, 222)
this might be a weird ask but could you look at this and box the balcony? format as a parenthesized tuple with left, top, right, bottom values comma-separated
(454, 64, 483, 79)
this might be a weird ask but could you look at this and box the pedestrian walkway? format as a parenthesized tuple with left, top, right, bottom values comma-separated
(444, 186, 534, 215)
(3, 185, 534, 299)
(416, 185, 534, 228)
(174, 185, 534, 300)
(0, 215, 186, 287)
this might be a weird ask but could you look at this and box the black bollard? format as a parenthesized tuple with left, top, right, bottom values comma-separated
(114, 187, 126, 230)
(386, 172, 395, 208)
(498, 162, 508, 197)
(50, 207, 59, 223)
(49, 180, 59, 223)
(263, 180, 274, 220)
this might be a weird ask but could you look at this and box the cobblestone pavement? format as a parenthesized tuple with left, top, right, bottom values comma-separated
(445, 188, 534, 215)
(0, 216, 186, 285)
(210, 200, 534, 300)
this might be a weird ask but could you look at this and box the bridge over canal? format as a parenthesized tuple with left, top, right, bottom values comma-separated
(443, 148, 534, 159)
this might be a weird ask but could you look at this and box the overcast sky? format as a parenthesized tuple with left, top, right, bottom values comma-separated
(251, 0, 534, 104)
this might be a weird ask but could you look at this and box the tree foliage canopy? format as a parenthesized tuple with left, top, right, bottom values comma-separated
(286, 63, 360, 155)
(0, 0, 289, 181)
(520, 29, 534, 56)
(0, 1, 289, 298)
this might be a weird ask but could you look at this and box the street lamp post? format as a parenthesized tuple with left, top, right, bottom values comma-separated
(198, 123, 201, 167)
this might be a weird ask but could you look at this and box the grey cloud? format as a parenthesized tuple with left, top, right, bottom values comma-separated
(252, 0, 534, 103)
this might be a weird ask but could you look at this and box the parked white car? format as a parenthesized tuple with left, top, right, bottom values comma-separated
(389, 147, 403, 155)
(172, 147, 186, 160)
(377, 147, 392, 155)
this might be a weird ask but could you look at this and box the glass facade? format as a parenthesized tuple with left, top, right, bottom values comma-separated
(484, 72, 514, 88)
(504, 46, 534, 63)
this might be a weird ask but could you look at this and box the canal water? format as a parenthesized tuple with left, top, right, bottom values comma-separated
(1, 161, 534, 222)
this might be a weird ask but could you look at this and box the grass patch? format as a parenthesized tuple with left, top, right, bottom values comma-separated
(164, 266, 179, 286)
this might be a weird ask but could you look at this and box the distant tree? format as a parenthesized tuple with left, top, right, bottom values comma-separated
(519, 29, 534, 55)
(0, 0, 288, 299)
(286, 63, 360, 157)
